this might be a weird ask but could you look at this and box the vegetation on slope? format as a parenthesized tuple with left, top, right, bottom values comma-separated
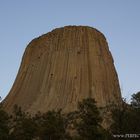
(0, 92, 140, 140)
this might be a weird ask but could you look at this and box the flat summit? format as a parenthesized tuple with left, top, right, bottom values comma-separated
(3, 26, 122, 114)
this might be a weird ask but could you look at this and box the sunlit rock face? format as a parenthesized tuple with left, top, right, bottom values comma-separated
(3, 26, 122, 114)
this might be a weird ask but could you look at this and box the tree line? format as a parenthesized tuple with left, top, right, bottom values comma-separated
(0, 92, 140, 140)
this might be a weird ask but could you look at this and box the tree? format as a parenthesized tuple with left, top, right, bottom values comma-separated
(0, 103, 10, 140)
(131, 91, 140, 108)
(10, 105, 37, 140)
(109, 100, 128, 135)
(34, 110, 69, 140)
(75, 98, 107, 140)
(130, 92, 140, 133)
(110, 93, 140, 138)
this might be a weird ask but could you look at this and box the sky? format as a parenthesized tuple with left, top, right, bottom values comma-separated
(0, 0, 140, 102)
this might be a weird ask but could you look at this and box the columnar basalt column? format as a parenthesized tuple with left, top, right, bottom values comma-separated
(3, 26, 122, 114)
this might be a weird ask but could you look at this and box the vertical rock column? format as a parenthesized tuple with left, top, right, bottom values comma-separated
(3, 26, 122, 114)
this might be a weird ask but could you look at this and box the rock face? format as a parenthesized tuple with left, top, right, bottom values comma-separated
(3, 26, 122, 114)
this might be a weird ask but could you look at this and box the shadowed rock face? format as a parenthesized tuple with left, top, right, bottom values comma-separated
(3, 26, 122, 114)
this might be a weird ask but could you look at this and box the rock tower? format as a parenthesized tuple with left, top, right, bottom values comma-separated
(3, 26, 122, 114)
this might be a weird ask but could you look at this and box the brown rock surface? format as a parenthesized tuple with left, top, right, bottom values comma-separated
(3, 26, 122, 114)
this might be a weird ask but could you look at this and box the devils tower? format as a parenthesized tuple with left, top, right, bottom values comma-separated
(3, 26, 122, 114)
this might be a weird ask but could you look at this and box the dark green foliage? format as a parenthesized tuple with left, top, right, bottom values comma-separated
(110, 92, 140, 139)
(11, 117, 37, 140)
(1, 94, 140, 140)
(0, 104, 10, 140)
(0, 98, 111, 140)
(110, 102, 129, 134)
(10, 105, 37, 140)
(10, 107, 68, 140)
(130, 92, 140, 133)
(131, 91, 140, 108)
(34, 110, 68, 140)
(75, 98, 107, 140)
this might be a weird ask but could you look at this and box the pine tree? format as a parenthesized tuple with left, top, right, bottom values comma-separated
(75, 98, 106, 140)
(0, 104, 10, 140)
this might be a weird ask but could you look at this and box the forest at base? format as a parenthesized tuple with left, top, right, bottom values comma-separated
(0, 92, 140, 140)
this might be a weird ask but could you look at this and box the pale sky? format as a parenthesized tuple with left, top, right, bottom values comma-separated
(0, 0, 140, 101)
